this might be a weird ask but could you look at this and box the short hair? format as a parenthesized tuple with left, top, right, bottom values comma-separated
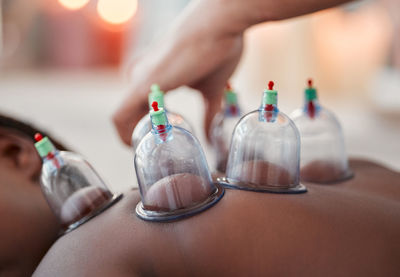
(0, 113, 68, 151)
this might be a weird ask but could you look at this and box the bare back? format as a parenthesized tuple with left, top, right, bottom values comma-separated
(34, 160, 400, 277)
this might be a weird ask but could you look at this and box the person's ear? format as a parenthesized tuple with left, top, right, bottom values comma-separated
(0, 130, 42, 181)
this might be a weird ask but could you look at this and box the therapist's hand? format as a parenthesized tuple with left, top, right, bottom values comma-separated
(112, 0, 244, 145)
(113, 0, 351, 145)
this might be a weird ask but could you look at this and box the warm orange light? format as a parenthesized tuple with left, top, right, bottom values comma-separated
(58, 0, 90, 10)
(97, 0, 137, 25)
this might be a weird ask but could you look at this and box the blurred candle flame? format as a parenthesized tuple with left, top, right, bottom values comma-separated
(97, 0, 137, 25)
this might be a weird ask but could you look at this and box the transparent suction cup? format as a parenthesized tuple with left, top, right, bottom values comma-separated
(291, 79, 353, 183)
(34, 134, 122, 234)
(210, 83, 242, 173)
(135, 101, 224, 221)
(131, 84, 192, 151)
(218, 81, 306, 194)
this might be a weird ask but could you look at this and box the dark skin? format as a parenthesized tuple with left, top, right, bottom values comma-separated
(0, 127, 59, 277)
(1, 116, 399, 276)
(34, 159, 400, 277)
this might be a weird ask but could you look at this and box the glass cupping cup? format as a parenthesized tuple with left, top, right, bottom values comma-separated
(34, 134, 122, 234)
(218, 81, 306, 194)
(210, 83, 242, 174)
(291, 79, 353, 183)
(134, 101, 224, 221)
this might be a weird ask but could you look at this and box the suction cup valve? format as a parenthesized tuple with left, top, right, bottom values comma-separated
(218, 81, 306, 194)
(34, 133, 122, 234)
(135, 101, 224, 221)
(131, 84, 192, 151)
(210, 82, 242, 173)
(291, 79, 353, 183)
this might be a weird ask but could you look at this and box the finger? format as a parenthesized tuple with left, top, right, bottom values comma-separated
(113, 13, 242, 145)
(113, 37, 215, 145)
(192, 37, 243, 141)
(113, 42, 180, 146)
(191, 70, 227, 142)
(113, 40, 227, 145)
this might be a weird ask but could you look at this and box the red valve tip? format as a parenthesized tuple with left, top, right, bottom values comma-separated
(34, 133, 43, 142)
(268, 81, 274, 90)
(225, 82, 232, 90)
(152, 101, 159, 112)
(308, 78, 313, 88)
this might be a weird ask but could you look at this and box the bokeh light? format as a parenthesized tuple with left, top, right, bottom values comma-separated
(58, 0, 90, 10)
(97, 0, 137, 25)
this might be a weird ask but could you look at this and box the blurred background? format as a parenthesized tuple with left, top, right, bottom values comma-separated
(0, 0, 399, 192)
